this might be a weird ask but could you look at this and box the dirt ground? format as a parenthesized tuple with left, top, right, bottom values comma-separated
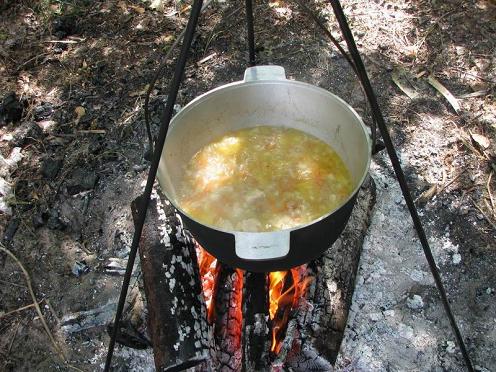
(0, 0, 495, 371)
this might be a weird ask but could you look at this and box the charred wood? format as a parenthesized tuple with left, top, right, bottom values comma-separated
(134, 188, 213, 371)
(107, 284, 150, 350)
(311, 177, 376, 363)
(213, 265, 243, 371)
(242, 272, 270, 372)
(277, 177, 376, 367)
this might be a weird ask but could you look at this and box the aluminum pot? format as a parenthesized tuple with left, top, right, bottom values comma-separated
(157, 66, 371, 272)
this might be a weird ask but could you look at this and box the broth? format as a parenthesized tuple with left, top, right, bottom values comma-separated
(178, 126, 353, 232)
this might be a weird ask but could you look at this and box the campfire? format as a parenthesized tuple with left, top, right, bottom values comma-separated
(197, 245, 313, 360)
(130, 179, 374, 371)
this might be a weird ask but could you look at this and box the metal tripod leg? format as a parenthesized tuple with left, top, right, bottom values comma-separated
(103, 1, 204, 370)
(245, 0, 256, 66)
(329, 1, 473, 370)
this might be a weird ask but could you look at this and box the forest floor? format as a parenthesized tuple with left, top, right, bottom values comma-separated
(0, 0, 495, 371)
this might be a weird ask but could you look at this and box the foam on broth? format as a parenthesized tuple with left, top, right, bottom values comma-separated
(178, 126, 353, 232)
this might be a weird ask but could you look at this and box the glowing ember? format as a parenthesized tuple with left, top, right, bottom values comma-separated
(196, 244, 312, 355)
(269, 266, 313, 353)
(195, 244, 219, 322)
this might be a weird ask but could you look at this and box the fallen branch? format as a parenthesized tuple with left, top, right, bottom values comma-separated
(472, 200, 496, 230)
(0, 299, 44, 320)
(487, 171, 494, 213)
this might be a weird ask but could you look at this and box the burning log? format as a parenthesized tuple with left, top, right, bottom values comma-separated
(242, 272, 270, 371)
(213, 265, 244, 371)
(133, 187, 213, 371)
(274, 177, 376, 368)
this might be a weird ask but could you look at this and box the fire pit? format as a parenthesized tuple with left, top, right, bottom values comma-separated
(125, 178, 375, 371)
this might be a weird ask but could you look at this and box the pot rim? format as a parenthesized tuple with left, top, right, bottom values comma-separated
(159, 78, 372, 234)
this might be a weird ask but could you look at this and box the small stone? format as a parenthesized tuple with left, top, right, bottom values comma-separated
(40, 158, 63, 179)
(486, 287, 493, 295)
(407, 294, 424, 310)
(446, 340, 456, 353)
(410, 269, 425, 282)
(452, 253, 462, 265)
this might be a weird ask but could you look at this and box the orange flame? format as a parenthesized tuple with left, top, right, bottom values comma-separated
(196, 243, 312, 355)
(196, 244, 219, 323)
(269, 266, 313, 353)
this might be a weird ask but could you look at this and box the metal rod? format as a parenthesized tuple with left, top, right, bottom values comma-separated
(103, 1, 204, 370)
(245, 0, 256, 66)
(329, 1, 474, 371)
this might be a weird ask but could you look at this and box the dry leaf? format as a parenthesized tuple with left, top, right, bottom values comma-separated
(427, 75, 460, 113)
(470, 132, 490, 149)
(129, 5, 145, 14)
(74, 106, 86, 124)
(117, 1, 127, 12)
(392, 68, 419, 99)
(417, 184, 438, 203)
(180, 4, 191, 14)
(129, 84, 150, 97)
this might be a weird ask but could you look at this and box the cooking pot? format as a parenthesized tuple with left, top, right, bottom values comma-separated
(157, 65, 371, 272)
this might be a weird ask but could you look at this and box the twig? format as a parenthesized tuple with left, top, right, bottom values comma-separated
(77, 129, 106, 134)
(437, 171, 464, 194)
(43, 40, 81, 44)
(450, 67, 496, 84)
(487, 171, 495, 213)
(472, 200, 496, 230)
(7, 320, 22, 355)
(0, 244, 84, 371)
(16, 52, 50, 72)
(0, 300, 44, 320)
(0, 279, 26, 288)
(415, 10, 457, 52)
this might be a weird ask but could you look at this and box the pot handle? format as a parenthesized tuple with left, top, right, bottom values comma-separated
(244, 65, 287, 82)
(234, 230, 290, 260)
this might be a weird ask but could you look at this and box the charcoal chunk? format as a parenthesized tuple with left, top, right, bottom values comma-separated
(41, 158, 63, 179)
(0, 92, 24, 126)
(66, 169, 98, 195)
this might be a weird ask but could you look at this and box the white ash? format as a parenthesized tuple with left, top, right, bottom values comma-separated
(253, 313, 268, 335)
(452, 253, 462, 265)
(171, 296, 177, 314)
(446, 340, 456, 354)
(407, 295, 424, 310)
(409, 269, 428, 282)
(168, 278, 176, 292)
(336, 160, 468, 371)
